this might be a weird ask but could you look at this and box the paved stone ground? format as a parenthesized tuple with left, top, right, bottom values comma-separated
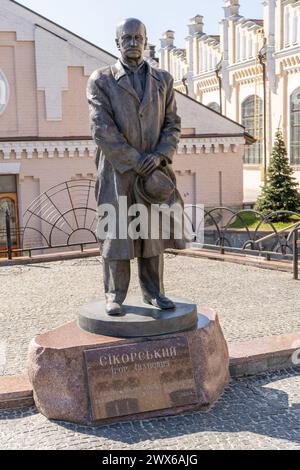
(1, 255, 300, 375)
(0, 369, 299, 450)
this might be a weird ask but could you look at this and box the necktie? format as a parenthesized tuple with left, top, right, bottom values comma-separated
(132, 70, 144, 102)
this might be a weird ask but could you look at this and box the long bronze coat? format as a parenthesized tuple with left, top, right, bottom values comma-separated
(87, 59, 185, 259)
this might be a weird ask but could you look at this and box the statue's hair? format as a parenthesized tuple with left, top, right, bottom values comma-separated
(116, 18, 147, 39)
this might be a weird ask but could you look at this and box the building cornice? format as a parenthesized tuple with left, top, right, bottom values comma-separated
(199, 35, 220, 47)
(178, 135, 246, 154)
(227, 58, 257, 71)
(0, 135, 250, 161)
(236, 18, 263, 32)
(193, 71, 217, 81)
(0, 139, 96, 160)
(0, 136, 93, 142)
(274, 45, 300, 59)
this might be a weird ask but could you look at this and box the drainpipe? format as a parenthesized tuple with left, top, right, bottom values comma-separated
(182, 76, 189, 96)
(258, 38, 268, 184)
(215, 57, 223, 114)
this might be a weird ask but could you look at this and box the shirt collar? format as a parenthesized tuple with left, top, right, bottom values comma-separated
(120, 58, 146, 74)
(112, 59, 160, 82)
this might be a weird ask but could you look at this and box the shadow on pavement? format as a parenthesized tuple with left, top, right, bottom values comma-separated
(0, 367, 299, 448)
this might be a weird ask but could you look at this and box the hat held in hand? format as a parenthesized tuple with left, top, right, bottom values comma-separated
(135, 169, 175, 204)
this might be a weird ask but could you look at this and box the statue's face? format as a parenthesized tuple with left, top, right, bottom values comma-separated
(116, 20, 147, 63)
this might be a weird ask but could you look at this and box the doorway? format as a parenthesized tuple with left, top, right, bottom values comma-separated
(0, 175, 20, 257)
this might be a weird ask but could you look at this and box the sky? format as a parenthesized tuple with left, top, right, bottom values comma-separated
(14, 0, 264, 56)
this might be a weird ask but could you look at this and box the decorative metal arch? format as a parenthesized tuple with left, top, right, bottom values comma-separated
(22, 179, 98, 249)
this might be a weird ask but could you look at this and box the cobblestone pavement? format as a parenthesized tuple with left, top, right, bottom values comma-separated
(0, 369, 299, 450)
(1, 255, 300, 375)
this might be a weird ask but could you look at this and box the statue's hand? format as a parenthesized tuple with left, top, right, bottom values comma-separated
(136, 154, 165, 176)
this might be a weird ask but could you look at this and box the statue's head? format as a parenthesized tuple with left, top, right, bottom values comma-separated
(116, 18, 147, 64)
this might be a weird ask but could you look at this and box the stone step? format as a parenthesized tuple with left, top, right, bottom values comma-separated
(0, 373, 34, 410)
(229, 331, 300, 377)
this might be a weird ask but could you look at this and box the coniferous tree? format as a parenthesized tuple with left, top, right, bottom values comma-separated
(255, 130, 300, 220)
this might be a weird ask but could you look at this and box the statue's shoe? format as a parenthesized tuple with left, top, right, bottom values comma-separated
(106, 301, 123, 316)
(143, 295, 176, 310)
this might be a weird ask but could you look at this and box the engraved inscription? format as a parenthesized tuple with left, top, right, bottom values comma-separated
(84, 337, 197, 421)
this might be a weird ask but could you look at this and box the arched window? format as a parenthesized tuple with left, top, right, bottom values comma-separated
(207, 102, 221, 113)
(0, 71, 9, 114)
(290, 88, 300, 164)
(242, 95, 263, 164)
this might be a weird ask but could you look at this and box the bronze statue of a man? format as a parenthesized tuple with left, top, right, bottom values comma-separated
(87, 18, 185, 316)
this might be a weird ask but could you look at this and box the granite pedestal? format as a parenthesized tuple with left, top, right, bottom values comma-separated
(27, 300, 229, 426)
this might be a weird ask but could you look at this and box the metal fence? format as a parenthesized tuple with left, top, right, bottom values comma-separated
(189, 207, 300, 279)
(0, 209, 97, 260)
(1, 205, 300, 280)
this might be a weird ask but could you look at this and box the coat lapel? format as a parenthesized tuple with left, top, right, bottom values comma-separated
(111, 60, 140, 102)
(139, 63, 161, 112)
(111, 60, 161, 109)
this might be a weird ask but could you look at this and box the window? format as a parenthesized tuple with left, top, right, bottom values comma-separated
(291, 88, 300, 164)
(200, 44, 204, 72)
(0, 175, 16, 193)
(0, 71, 9, 114)
(242, 95, 263, 164)
(207, 102, 221, 113)
(204, 47, 207, 71)
(285, 9, 290, 46)
(293, 11, 298, 44)
(242, 33, 247, 60)
(248, 36, 253, 58)
(237, 30, 241, 61)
